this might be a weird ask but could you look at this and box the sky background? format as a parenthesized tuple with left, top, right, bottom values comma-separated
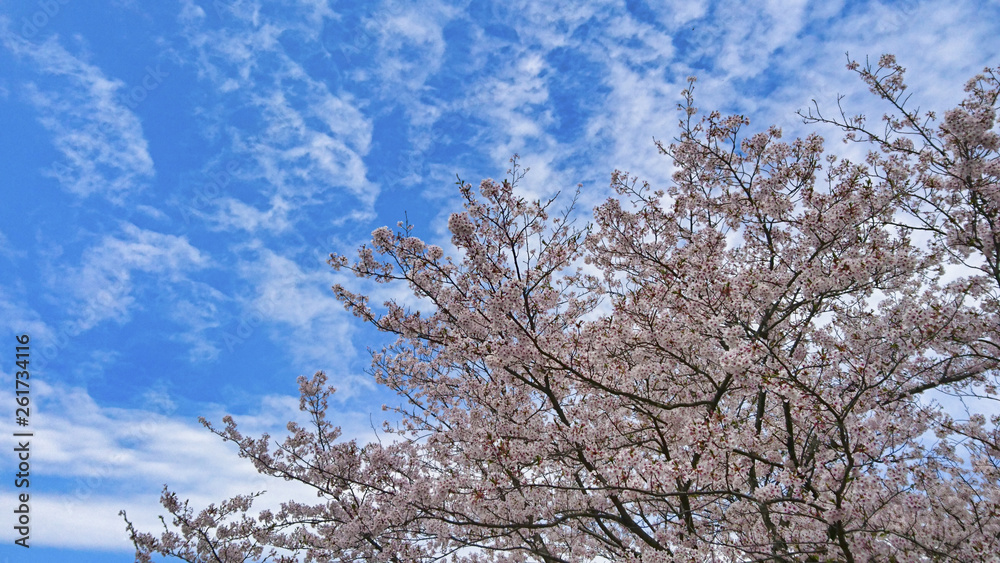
(0, 0, 998, 561)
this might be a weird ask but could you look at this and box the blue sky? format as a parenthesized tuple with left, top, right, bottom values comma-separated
(0, 0, 998, 561)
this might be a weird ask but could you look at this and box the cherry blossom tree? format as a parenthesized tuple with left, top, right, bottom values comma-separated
(122, 56, 1000, 562)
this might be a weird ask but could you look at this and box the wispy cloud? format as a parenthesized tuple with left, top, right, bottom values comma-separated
(176, 0, 378, 232)
(61, 223, 208, 332)
(0, 379, 371, 551)
(0, 226, 25, 262)
(0, 286, 52, 342)
(369, 2, 454, 95)
(1, 30, 154, 202)
(234, 247, 374, 396)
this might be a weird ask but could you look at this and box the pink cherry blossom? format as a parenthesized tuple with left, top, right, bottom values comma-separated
(125, 59, 1000, 562)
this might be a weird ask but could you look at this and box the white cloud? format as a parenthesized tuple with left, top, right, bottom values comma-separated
(1, 31, 154, 202)
(166, 282, 230, 362)
(207, 195, 294, 233)
(0, 287, 52, 343)
(176, 0, 378, 232)
(250, 82, 373, 202)
(63, 223, 208, 331)
(234, 248, 375, 397)
(0, 227, 22, 261)
(0, 378, 380, 551)
(371, 3, 454, 93)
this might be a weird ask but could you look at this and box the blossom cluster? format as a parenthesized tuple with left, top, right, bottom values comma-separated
(127, 60, 1000, 562)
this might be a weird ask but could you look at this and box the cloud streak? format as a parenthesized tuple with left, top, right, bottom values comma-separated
(0, 379, 364, 551)
(62, 223, 207, 331)
(1, 30, 155, 202)
(176, 0, 378, 232)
